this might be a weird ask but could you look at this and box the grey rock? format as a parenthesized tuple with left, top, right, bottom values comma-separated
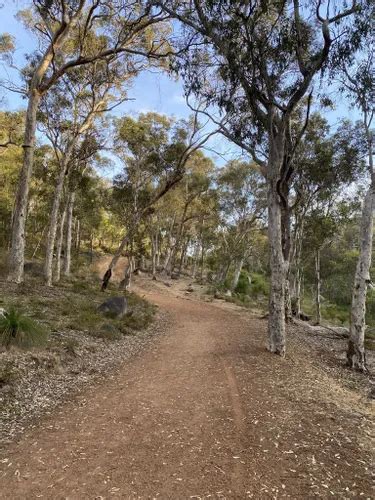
(98, 296, 128, 318)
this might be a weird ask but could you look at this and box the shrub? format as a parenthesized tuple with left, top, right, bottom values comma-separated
(235, 270, 251, 295)
(249, 273, 269, 298)
(0, 307, 48, 349)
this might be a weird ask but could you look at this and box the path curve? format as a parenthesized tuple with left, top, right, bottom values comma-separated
(0, 287, 373, 499)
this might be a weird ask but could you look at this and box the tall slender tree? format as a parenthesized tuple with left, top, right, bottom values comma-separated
(154, 0, 367, 355)
(340, 55, 374, 371)
(3, 0, 170, 283)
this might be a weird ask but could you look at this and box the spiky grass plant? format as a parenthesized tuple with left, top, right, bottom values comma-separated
(0, 307, 48, 349)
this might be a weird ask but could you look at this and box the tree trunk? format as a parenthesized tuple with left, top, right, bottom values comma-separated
(55, 203, 67, 282)
(315, 249, 321, 325)
(155, 231, 160, 268)
(7, 90, 41, 283)
(230, 257, 244, 292)
(75, 219, 80, 253)
(44, 150, 73, 285)
(267, 137, 286, 356)
(347, 185, 374, 371)
(294, 268, 302, 317)
(63, 191, 75, 276)
(31, 224, 47, 259)
(178, 237, 189, 275)
(191, 242, 200, 279)
(200, 244, 205, 280)
(162, 236, 175, 274)
(151, 232, 157, 279)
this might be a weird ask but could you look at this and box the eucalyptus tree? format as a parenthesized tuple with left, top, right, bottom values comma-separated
(102, 112, 217, 290)
(3, 0, 171, 283)
(339, 54, 374, 371)
(39, 59, 129, 285)
(289, 116, 366, 318)
(164, 151, 214, 276)
(154, 0, 368, 355)
(216, 160, 266, 291)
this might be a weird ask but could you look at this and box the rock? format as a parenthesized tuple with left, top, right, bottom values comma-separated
(171, 273, 179, 280)
(186, 285, 194, 293)
(98, 296, 128, 318)
(225, 290, 232, 297)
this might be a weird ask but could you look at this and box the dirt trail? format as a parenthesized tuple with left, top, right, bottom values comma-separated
(0, 283, 373, 499)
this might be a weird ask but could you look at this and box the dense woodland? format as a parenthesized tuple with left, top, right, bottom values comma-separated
(0, 0, 374, 372)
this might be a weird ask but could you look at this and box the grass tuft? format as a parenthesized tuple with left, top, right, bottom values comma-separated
(0, 307, 48, 349)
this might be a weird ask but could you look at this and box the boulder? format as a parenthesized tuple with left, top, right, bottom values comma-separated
(97, 296, 128, 319)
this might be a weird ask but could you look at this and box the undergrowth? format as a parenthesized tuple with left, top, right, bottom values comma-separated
(0, 307, 48, 349)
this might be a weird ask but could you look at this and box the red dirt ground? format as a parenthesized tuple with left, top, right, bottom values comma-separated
(0, 281, 374, 499)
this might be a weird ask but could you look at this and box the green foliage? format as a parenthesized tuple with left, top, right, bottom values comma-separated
(0, 307, 48, 349)
(234, 270, 251, 295)
(249, 273, 269, 298)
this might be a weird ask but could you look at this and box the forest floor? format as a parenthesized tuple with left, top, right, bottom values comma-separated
(0, 272, 374, 499)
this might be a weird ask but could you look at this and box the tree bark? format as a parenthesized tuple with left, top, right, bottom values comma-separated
(200, 243, 205, 280)
(75, 218, 80, 252)
(347, 185, 374, 371)
(267, 137, 286, 356)
(31, 224, 47, 259)
(315, 248, 321, 325)
(151, 232, 157, 279)
(7, 90, 41, 283)
(55, 203, 67, 283)
(191, 242, 200, 279)
(63, 191, 75, 276)
(230, 257, 244, 292)
(178, 237, 189, 275)
(44, 147, 74, 285)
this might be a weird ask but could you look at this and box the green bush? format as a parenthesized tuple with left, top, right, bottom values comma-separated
(249, 273, 269, 298)
(235, 270, 251, 295)
(322, 303, 348, 325)
(0, 307, 48, 349)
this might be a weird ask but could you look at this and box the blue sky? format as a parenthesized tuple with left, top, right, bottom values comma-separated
(0, 0, 360, 174)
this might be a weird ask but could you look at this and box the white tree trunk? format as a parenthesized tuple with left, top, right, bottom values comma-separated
(315, 249, 321, 325)
(75, 219, 80, 253)
(7, 90, 41, 283)
(55, 203, 67, 283)
(191, 242, 200, 279)
(44, 150, 73, 285)
(231, 258, 244, 292)
(63, 191, 75, 276)
(347, 186, 374, 371)
(267, 140, 286, 356)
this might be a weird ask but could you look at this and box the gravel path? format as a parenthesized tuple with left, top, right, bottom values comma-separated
(0, 285, 373, 499)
